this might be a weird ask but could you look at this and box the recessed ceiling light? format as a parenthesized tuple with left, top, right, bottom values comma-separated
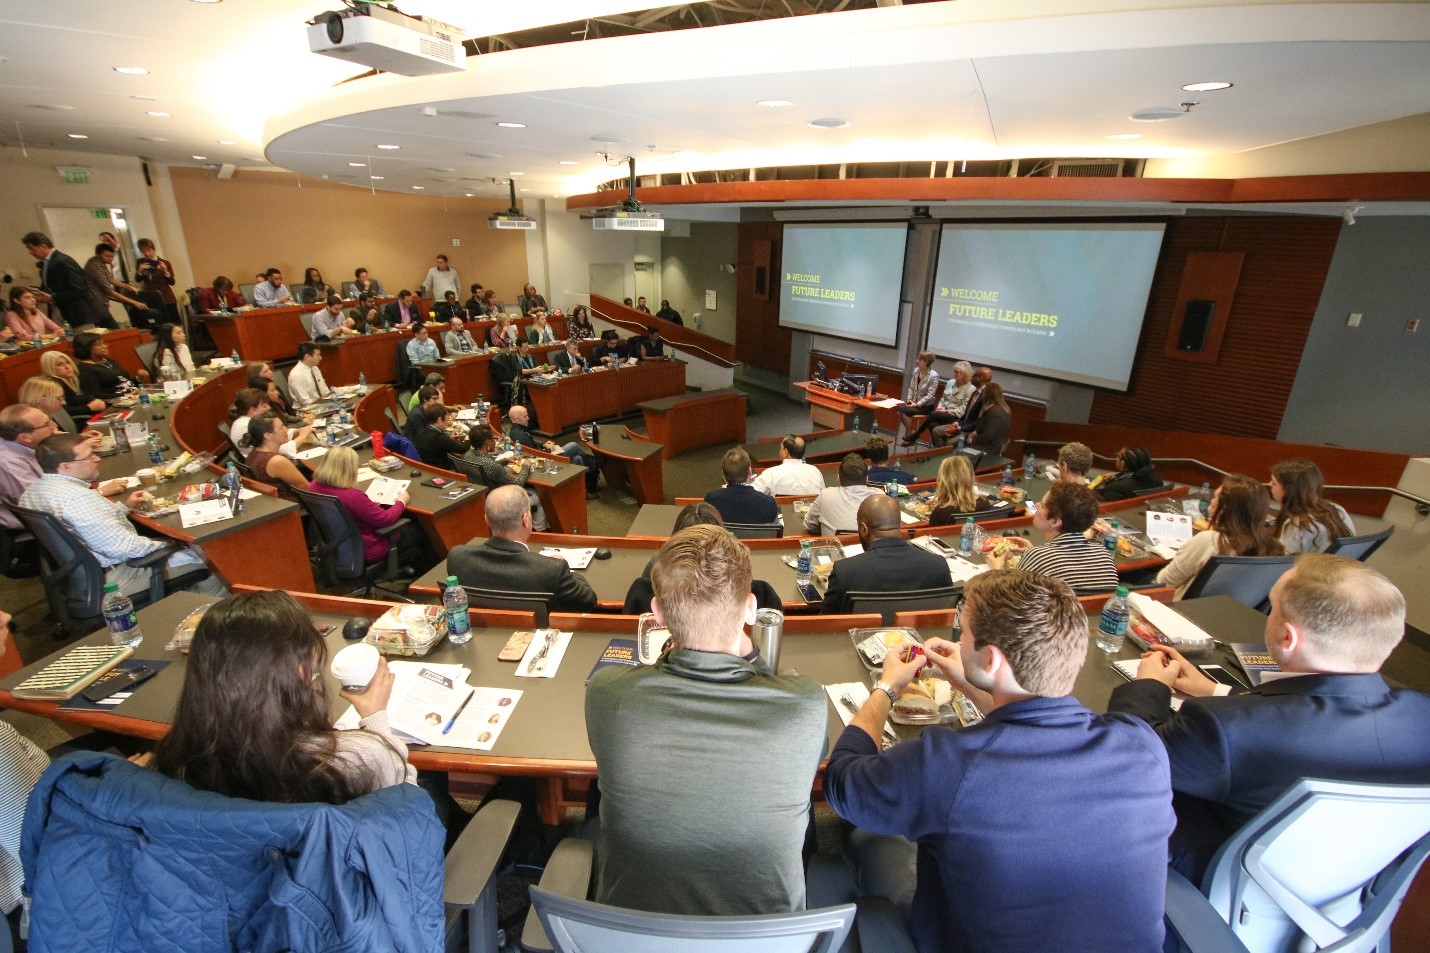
(1129, 107, 1185, 122)
(137, 136, 168, 142)
(218, 139, 236, 145)
(412, 185, 424, 190)
(496, 122, 526, 129)
(1182, 81, 1232, 92)
(757, 100, 794, 108)
(348, 161, 366, 167)
(559, 161, 577, 165)
(131, 95, 158, 101)
(807, 118, 850, 129)
(68, 134, 88, 139)
(113, 66, 149, 75)
(590, 135, 626, 144)
(1106, 133, 1143, 140)
(370, 175, 384, 180)
(192, 155, 207, 160)
(464, 193, 474, 197)
(468, 152, 500, 159)
(146, 111, 170, 117)
(509, 171, 525, 176)
(32, 104, 76, 112)
(376, 143, 400, 150)
(190, 0, 223, 4)
(519, 188, 529, 192)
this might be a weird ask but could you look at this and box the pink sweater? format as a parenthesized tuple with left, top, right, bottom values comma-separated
(308, 481, 406, 563)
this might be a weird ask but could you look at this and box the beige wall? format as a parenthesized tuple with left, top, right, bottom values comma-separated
(660, 222, 738, 343)
(525, 199, 662, 315)
(168, 168, 528, 300)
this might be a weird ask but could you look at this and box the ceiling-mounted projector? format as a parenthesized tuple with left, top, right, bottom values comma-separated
(307, 2, 464, 76)
(489, 180, 537, 230)
(590, 157, 664, 231)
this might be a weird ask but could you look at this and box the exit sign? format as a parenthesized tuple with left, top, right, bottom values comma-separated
(55, 166, 91, 184)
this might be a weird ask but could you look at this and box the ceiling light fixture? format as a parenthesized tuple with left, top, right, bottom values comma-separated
(1182, 81, 1232, 92)
(146, 110, 170, 117)
(218, 139, 236, 145)
(68, 134, 88, 139)
(131, 95, 158, 101)
(519, 188, 529, 192)
(1129, 107, 1185, 122)
(590, 135, 626, 144)
(807, 118, 851, 129)
(376, 143, 400, 150)
(192, 155, 207, 160)
(1106, 133, 1143, 140)
(138, 136, 168, 142)
(412, 185, 424, 190)
(559, 161, 577, 165)
(348, 162, 366, 167)
(496, 122, 527, 129)
(370, 175, 384, 180)
(465, 193, 474, 197)
(32, 104, 76, 111)
(113, 66, 149, 75)
(468, 152, 500, 159)
(509, 171, 525, 176)
(757, 100, 794, 108)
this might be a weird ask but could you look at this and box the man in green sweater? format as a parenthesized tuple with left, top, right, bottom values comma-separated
(585, 524, 827, 915)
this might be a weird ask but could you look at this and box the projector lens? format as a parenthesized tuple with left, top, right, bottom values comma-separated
(324, 12, 344, 44)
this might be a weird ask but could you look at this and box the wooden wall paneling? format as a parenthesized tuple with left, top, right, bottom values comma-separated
(1091, 217, 1342, 439)
(736, 222, 792, 373)
(1163, 251, 1243, 364)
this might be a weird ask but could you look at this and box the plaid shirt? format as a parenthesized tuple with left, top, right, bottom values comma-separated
(19, 473, 162, 567)
(460, 449, 528, 489)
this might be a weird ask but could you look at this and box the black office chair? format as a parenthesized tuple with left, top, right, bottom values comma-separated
(1181, 554, 1298, 612)
(725, 521, 783, 539)
(490, 352, 524, 410)
(1324, 526, 1393, 561)
(394, 338, 423, 392)
(133, 341, 158, 378)
(848, 585, 961, 625)
(460, 585, 553, 628)
(4, 502, 210, 635)
(291, 487, 415, 600)
(297, 310, 316, 340)
(217, 421, 238, 454)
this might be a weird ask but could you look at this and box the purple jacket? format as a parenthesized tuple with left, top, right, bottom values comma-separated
(309, 481, 405, 562)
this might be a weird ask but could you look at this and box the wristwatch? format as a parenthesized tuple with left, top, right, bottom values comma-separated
(872, 682, 898, 704)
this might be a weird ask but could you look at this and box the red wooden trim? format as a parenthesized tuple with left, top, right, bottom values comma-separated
(590, 294, 737, 364)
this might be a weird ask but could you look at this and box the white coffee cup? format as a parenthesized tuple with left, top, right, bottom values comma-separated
(330, 643, 380, 691)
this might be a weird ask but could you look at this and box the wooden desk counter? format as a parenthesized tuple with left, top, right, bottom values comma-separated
(582, 428, 665, 505)
(417, 353, 494, 405)
(320, 331, 402, 386)
(640, 388, 746, 459)
(203, 307, 312, 363)
(528, 360, 687, 434)
(0, 328, 152, 407)
(750, 430, 873, 467)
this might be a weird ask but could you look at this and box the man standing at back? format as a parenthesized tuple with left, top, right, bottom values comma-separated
(824, 570, 1174, 953)
(1110, 553, 1430, 881)
(751, 435, 826, 497)
(21, 232, 105, 329)
(586, 525, 827, 914)
(821, 495, 951, 614)
(420, 255, 460, 302)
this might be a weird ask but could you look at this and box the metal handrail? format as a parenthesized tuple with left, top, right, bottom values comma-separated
(590, 306, 738, 368)
(1019, 440, 1430, 510)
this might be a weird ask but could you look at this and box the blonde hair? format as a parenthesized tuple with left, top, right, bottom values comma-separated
(1278, 554, 1404, 669)
(652, 525, 752, 651)
(930, 455, 979, 512)
(311, 445, 359, 488)
(1057, 442, 1093, 477)
(19, 375, 64, 407)
(39, 351, 80, 390)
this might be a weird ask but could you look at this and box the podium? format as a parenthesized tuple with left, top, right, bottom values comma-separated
(794, 381, 885, 432)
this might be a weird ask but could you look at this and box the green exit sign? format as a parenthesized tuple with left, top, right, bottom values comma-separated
(91, 208, 110, 218)
(55, 166, 92, 185)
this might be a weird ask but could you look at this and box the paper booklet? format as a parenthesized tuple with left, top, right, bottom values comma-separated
(1144, 511, 1194, 554)
(335, 661, 523, 750)
(365, 477, 410, 506)
(539, 546, 597, 570)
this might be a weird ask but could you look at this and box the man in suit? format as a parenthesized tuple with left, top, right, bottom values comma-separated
(821, 495, 952, 614)
(1109, 553, 1430, 882)
(447, 485, 595, 612)
(704, 447, 779, 525)
(383, 289, 420, 327)
(552, 339, 590, 374)
(823, 570, 1174, 953)
(21, 232, 106, 329)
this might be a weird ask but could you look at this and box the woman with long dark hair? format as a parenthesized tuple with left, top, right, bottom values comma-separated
(299, 267, 332, 305)
(963, 381, 1011, 458)
(151, 323, 194, 380)
(567, 305, 595, 340)
(1095, 445, 1161, 501)
(1156, 474, 1284, 598)
(1270, 459, 1354, 553)
(152, 589, 413, 803)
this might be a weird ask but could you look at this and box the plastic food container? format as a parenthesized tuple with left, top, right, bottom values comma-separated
(849, 626, 922, 671)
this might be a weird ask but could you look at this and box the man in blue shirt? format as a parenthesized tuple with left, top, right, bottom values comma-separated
(824, 570, 1174, 953)
(251, 268, 292, 309)
(405, 323, 440, 365)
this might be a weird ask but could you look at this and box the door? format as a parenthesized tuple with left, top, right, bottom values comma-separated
(42, 206, 133, 325)
(633, 260, 657, 313)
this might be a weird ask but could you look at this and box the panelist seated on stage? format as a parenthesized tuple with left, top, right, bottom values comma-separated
(383, 290, 422, 328)
(751, 435, 826, 498)
(901, 360, 972, 447)
(195, 276, 249, 314)
(20, 433, 228, 598)
(552, 339, 590, 374)
(1109, 554, 1430, 883)
(448, 485, 592, 610)
(287, 343, 334, 407)
(939, 380, 1011, 459)
(805, 454, 880, 537)
(862, 437, 915, 486)
(926, 366, 992, 445)
(984, 482, 1119, 593)
(507, 405, 598, 497)
(703, 447, 779, 525)
(823, 570, 1174, 953)
(252, 268, 293, 309)
(434, 291, 468, 322)
(442, 317, 479, 354)
(587, 524, 825, 915)
(312, 297, 357, 341)
(593, 329, 627, 366)
(821, 496, 952, 615)
(895, 350, 941, 425)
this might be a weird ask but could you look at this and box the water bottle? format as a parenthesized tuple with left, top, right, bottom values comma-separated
(101, 582, 143, 648)
(1096, 586, 1131, 654)
(955, 433, 966, 453)
(444, 576, 472, 644)
(959, 517, 975, 555)
(113, 423, 131, 454)
(885, 480, 898, 498)
(32, 330, 41, 347)
(224, 461, 242, 512)
(1198, 482, 1212, 516)
(326, 428, 337, 447)
(796, 539, 812, 577)
(138, 389, 151, 407)
(1001, 465, 1014, 486)
(1024, 453, 1036, 482)
(852, 414, 860, 433)
(357, 371, 367, 392)
(230, 348, 240, 365)
(477, 394, 486, 414)
(63, 323, 74, 341)
(147, 433, 163, 466)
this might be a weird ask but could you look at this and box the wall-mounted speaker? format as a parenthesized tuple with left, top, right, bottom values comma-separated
(1177, 300, 1215, 352)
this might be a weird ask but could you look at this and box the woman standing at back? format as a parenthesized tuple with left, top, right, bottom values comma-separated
(152, 589, 413, 802)
(1270, 459, 1354, 553)
(1156, 474, 1284, 598)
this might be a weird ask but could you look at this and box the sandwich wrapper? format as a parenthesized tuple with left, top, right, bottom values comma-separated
(1126, 593, 1214, 649)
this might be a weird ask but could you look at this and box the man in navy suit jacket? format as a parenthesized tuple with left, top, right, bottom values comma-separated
(703, 447, 779, 525)
(1109, 553, 1430, 882)
(820, 495, 951, 614)
(825, 570, 1175, 953)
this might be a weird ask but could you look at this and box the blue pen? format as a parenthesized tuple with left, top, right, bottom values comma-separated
(442, 689, 476, 735)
